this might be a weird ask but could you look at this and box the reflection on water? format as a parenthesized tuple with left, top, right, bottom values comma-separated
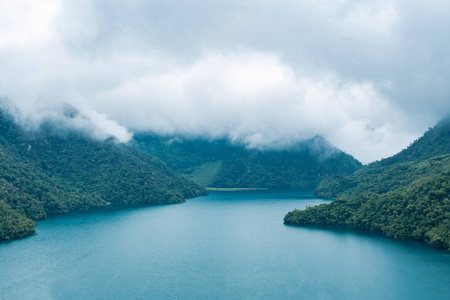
(1, 190, 449, 300)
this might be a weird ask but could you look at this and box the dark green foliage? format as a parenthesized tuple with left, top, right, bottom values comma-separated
(285, 172, 450, 249)
(315, 117, 450, 199)
(315, 155, 450, 199)
(0, 201, 36, 240)
(132, 134, 362, 189)
(285, 118, 450, 250)
(0, 110, 207, 241)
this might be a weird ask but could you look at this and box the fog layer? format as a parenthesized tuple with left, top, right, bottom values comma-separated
(1, 0, 449, 163)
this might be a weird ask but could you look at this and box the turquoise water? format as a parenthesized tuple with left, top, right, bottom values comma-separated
(1, 190, 449, 299)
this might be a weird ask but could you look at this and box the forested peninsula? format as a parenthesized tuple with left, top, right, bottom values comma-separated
(132, 134, 362, 189)
(284, 118, 450, 250)
(0, 110, 206, 241)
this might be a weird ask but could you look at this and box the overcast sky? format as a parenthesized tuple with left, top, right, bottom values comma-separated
(1, 0, 449, 163)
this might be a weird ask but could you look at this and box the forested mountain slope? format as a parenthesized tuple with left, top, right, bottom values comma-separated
(132, 134, 362, 189)
(285, 118, 450, 249)
(0, 111, 206, 241)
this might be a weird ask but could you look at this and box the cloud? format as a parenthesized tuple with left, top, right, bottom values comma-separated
(0, 0, 61, 47)
(0, 0, 449, 163)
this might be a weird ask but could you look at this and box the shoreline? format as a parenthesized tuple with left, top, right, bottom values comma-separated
(206, 187, 269, 191)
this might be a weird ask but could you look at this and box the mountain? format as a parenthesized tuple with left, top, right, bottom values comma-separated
(131, 134, 362, 189)
(284, 118, 450, 249)
(0, 110, 207, 241)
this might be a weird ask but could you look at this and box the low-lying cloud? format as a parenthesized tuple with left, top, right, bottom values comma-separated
(1, 0, 449, 163)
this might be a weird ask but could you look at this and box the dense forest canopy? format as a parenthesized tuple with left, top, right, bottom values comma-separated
(285, 117, 450, 249)
(0, 110, 206, 241)
(132, 134, 362, 189)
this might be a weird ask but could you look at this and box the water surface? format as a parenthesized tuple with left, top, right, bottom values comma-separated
(1, 190, 449, 299)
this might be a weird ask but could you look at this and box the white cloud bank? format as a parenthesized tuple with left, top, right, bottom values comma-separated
(0, 0, 449, 163)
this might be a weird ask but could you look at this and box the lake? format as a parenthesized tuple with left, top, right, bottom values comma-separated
(1, 190, 449, 299)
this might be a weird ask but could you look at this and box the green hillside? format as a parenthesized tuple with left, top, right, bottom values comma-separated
(0, 111, 206, 241)
(132, 134, 362, 189)
(285, 118, 450, 249)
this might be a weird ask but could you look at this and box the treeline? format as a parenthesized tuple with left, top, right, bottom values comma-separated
(285, 172, 450, 249)
(132, 134, 362, 189)
(0, 201, 36, 240)
(0, 110, 206, 241)
(285, 117, 450, 250)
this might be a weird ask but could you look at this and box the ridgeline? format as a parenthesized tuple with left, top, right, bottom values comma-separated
(0, 110, 206, 241)
(285, 118, 450, 250)
(132, 134, 362, 189)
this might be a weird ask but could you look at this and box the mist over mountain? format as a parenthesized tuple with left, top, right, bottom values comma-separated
(0, 109, 206, 241)
(132, 133, 362, 189)
(2, 1, 450, 163)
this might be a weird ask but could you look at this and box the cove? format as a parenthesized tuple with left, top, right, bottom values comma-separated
(1, 190, 449, 299)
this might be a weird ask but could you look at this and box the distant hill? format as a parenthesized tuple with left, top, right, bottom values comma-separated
(285, 117, 450, 250)
(131, 134, 362, 189)
(0, 110, 206, 241)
